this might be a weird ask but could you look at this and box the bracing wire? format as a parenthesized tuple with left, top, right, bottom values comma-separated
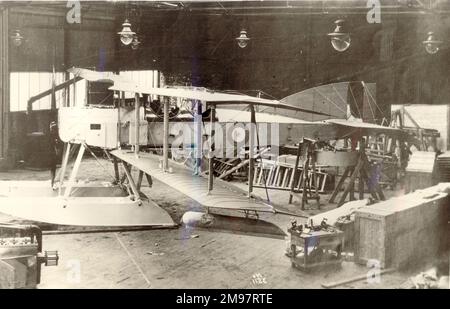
(315, 87, 347, 115)
(348, 85, 362, 119)
(82, 142, 118, 183)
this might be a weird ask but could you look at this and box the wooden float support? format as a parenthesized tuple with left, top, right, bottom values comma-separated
(63, 143, 85, 199)
(122, 161, 142, 205)
(288, 139, 320, 210)
(58, 142, 71, 195)
(329, 138, 385, 207)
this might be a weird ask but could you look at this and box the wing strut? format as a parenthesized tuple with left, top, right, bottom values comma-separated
(207, 104, 216, 193)
(194, 101, 203, 175)
(248, 104, 256, 197)
(134, 93, 140, 155)
(163, 97, 170, 171)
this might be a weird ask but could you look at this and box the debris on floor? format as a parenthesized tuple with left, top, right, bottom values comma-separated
(200, 239, 216, 248)
(175, 234, 200, 240)
(400, 268, 450, 289)
(322, 268, 397, 289)
(146, 251, 165, 256)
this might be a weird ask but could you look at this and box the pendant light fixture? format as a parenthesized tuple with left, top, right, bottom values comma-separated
(118, 19, 135, 46)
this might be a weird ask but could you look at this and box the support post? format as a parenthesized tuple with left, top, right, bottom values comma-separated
(289, 142, 302, 204)
(113, 156, 120, 183)
(134, 93, 140, 155)
(248, 104, 256, 197)
(58, 142, 71, 195)
(194, 100, 203, 175)
(359, 167, 365, 200)
(301, 143, 311, 210)
(208, 104, 216, 192)
(64, 143, 85, 198)
(358, 138, 365, 200)
(311, 145, 320, 209)
(122, 162, 141, 204)
(117, 91, 124, 148)
(73, 76, 76, 106)
(163, 97, 169, 172)
(0, 8, 9, 162)
(137, 170, 144, 191)
(349, 166, 355, 201)
(329, 166, 351, 203)
(337, 158, 364, 207)
(145, 173, 153, 187)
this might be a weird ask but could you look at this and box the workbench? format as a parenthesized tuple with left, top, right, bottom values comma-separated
(288, 227, 344, 271)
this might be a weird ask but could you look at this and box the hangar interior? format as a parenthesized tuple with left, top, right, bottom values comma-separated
(0, 0, 449, 289)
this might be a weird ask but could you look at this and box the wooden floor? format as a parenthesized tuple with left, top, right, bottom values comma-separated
(0, 158, 414, 289)
(38, 223, 411, 289)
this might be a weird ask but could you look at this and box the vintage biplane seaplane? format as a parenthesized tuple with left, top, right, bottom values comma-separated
(0, 68, 403, 226)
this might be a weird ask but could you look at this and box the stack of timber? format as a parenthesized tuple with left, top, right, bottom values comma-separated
(253, 158, 330, 193)
(216, 147, 270, 180)
(436, 152, 450, 182)
(213, 157, 243, 179)
(354, 183, 449, 269)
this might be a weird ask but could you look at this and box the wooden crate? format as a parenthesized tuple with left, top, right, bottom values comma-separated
(354, 208, 397, 268)
(405, 151, 437, 193)
(355, 185, 449, 269)
(404, 172, 435, 193)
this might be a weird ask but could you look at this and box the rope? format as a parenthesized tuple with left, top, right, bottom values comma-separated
(363, 83, 386, 118)
(338, 127, 363, 141)
(97, 92, 113, 105)
(331, 85, 348, 107)
(363, 88, 376, 121)
(315, 87, 347, 115)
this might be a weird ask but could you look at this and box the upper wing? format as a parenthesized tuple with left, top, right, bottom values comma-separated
(67, 67, 130, 84)
(109, 82, 331, 116)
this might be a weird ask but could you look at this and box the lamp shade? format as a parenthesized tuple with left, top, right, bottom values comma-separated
(118, 19, 136, 46)
(11, 29, 24, 47)
(423, 32, 442, 54)
(327, 20, 351, 52)
(235, 30, 250, 48)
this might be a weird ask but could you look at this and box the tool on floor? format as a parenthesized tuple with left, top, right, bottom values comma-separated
(321, 268, 397, 289)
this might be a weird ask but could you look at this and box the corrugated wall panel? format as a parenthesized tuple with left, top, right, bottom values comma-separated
(119, 70, 156, 99)
(9, 72, 66, 112)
